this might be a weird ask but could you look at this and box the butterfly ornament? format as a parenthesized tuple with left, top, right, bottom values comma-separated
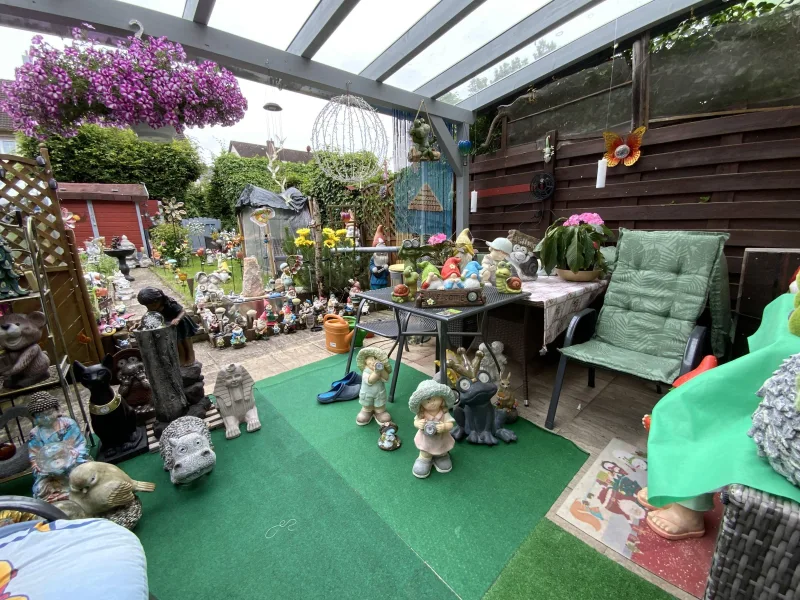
(603, 126, 646, 167)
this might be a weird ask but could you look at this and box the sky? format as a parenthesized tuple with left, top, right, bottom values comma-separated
(0, 0, 642, 163)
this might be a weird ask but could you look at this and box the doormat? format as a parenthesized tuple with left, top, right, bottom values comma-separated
(555, 438, 722, 598)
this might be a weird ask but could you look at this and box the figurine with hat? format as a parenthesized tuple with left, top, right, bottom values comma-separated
(441, 257, 464, 290)
(369, 226, 390, 290)
(481, 237, 513, 286)
(355, 347, 392, 426)
(27, 391, 91, 502)
(454, 228, 475, 265)
(409, 379, 458, 479)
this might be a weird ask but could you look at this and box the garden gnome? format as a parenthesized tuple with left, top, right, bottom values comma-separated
(462, 261, 482, 289)
(409, 379, 457, 479)
(481, 237, 512, 286)
(378, 422, 401, 451)
(441, 257, 464, 290)
(419, 261, 443, 291)
(356, 347, 392, 426)
(369, 226, 390, 290)
(213, 363, 260, 440)
(27, 391, 90, 502)
(454, 228, 475, 265)
(279, 262, 294, 291)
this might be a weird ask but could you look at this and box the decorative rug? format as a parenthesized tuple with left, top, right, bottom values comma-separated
(556, 438, 722, 598)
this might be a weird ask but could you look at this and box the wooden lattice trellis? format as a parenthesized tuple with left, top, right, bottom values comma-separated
(0, 148, 103, 365)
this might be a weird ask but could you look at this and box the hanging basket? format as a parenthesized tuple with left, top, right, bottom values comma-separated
(310, 94, 388, 184)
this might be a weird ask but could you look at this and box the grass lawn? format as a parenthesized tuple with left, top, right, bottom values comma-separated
(150, 255, 255, 304)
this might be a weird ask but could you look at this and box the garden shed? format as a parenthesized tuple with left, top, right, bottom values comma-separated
(57, 182, 157, 250)
(235, 183, 311, 274)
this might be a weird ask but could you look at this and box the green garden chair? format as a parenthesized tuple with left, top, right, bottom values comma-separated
(545, 229, 730, 430)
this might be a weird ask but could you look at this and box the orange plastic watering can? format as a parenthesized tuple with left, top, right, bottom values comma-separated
(323, 314, 354, 354)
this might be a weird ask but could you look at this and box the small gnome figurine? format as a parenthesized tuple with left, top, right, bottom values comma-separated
(356, 347, 392, 426)
(441, 257, 464, 290)
(454, 228, 475, 265)
(378, 422, 401, 451)
(462, 261, 482, 289)
(369, 226, 390, 290)
(419, 261, 443, 291)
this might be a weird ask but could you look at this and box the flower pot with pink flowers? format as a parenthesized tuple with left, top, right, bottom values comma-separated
(535, 212, 614, 282)
(0, 26, 247, 140)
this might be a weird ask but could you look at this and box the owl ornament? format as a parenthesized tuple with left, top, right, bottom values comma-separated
(603, 126, 646, 167)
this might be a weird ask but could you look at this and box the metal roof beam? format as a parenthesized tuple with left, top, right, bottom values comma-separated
(415, 0, 602, 99)
(360, 0, 486, 82)
(286, 0, 360, 59)
(0, 0, 474, 123)
(182, 0, 215, 25)
(457, 0, 716, 112)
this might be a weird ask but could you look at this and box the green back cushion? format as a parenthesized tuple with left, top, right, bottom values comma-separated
(594, 229, 725, 361)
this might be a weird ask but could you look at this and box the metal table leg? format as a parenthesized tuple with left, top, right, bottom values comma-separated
(523, 305, 530, 406)
(344, 298, 366, 375)
(437, 320, 448, 383)
(388, 309, 406, 403)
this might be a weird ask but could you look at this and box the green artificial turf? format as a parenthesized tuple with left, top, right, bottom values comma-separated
(1, 356, 599, 600)
(485, 520, 675, 600)
(252, 355, 589, 599)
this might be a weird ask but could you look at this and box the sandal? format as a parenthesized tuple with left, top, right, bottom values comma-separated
(636, 488, 663, 511)
(646, 510, 705, 540)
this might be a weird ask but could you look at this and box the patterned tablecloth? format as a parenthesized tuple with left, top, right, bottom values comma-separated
(519, 275, 608, 349)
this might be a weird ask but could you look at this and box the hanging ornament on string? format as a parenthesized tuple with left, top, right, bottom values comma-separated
(310, 81, 388, 185)
(603, 126, 646, 167)
(250, 206, 276, 228)
(408, 100, 441, 163)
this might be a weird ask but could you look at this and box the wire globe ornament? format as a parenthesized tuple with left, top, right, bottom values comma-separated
(311, 93, 388, 185)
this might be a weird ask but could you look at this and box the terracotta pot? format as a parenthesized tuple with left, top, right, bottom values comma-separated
(556, 268, 601, 282)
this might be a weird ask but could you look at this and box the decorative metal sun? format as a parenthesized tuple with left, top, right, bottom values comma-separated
(310, 93, 388, 184)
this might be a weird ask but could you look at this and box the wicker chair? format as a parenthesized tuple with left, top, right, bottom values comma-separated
(705, 485, 800, 599)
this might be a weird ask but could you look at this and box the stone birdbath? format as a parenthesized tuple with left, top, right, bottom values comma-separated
(104, 248, 136, 281)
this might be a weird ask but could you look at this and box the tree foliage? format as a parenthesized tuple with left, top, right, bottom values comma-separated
(18, 125, 204, 202)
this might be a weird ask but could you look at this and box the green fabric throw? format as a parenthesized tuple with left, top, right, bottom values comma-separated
(648, 293, 800, 507)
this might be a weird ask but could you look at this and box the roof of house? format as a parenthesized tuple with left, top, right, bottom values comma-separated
(228, 140, 312, 163)
(0, 80, 13, 133)
(57, 182, 149, 202)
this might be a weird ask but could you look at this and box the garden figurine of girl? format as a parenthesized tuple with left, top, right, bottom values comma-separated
(409, 379, 457, 479)
(137, 286, 198, 366)
(356, 347, 392, 426)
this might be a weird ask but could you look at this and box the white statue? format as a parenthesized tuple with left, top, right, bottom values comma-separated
(478, 341, 508, 384)
(213, 364, 260, 440)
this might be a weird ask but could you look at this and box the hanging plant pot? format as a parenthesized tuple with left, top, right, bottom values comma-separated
(556, 269, 601, 282)
(131, 123, 178, 142)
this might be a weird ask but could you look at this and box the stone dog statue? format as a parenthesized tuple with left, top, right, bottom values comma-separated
(0, 311, 50, 388)
(213, 363, 260, 440)
(160, 416, 216, 485)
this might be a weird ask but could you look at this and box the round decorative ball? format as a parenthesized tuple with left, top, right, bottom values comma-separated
(311, 94, 388, 184)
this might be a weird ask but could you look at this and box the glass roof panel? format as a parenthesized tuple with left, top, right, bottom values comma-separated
(443, 0, 654, 105)
(314, 0, 440, 74)
(208, 0, 321, 51)
(385, 0, 551, 91)
(124, 0, 187, 17)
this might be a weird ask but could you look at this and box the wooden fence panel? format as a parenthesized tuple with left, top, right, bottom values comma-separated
(469, 107, 800, 304)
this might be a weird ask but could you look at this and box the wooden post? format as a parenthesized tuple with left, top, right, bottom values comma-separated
(631, 31, 651, 130)
(309, 198, 325, 298)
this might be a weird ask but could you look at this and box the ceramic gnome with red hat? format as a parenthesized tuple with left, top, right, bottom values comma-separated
(441, 257, 464, 290)
(369, 225, 390, 290)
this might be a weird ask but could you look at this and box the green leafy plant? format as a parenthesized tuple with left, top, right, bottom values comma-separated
(18, 124, 204, 202)
(150, 222, 192, 266)
(535, 213, 614, 274)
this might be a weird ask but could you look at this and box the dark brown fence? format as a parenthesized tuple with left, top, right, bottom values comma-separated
(469, 107, 800, 301)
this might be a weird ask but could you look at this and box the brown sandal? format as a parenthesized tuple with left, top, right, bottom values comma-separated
(646, 510, 705, 540)
(636, 488, 660, 511)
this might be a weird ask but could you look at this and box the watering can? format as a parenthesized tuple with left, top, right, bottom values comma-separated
(323, 314, 354, 354)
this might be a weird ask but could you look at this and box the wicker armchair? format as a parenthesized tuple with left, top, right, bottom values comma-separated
(705, 485, 800, 599)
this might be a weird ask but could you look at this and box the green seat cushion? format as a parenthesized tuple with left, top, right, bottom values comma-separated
(561, 339, 681, 383)
(593, 229, 726, 363)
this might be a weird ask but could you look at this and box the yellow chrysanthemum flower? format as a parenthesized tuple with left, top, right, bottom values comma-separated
(296, 228, 311, 237)
(303, 238, 316, 247)
(322, 227, 335, 236)
(335, 228, 347, 237)
(323, 239, 335, 249)
(294, 237, 306, 247)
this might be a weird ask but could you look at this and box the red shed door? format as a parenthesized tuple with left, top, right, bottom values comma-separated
(59, 199, 95, 247)
(91, 201, 144, 248)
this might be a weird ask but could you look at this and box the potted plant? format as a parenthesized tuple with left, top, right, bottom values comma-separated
(0, 26, 247, 139)
(535, 212, 614, 282)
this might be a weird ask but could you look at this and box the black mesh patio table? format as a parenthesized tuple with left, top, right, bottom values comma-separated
(345, 286, 530, 402)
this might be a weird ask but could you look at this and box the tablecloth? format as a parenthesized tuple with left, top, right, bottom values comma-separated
(648, 293, 800, 507)
(520, 276, 608, 348)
